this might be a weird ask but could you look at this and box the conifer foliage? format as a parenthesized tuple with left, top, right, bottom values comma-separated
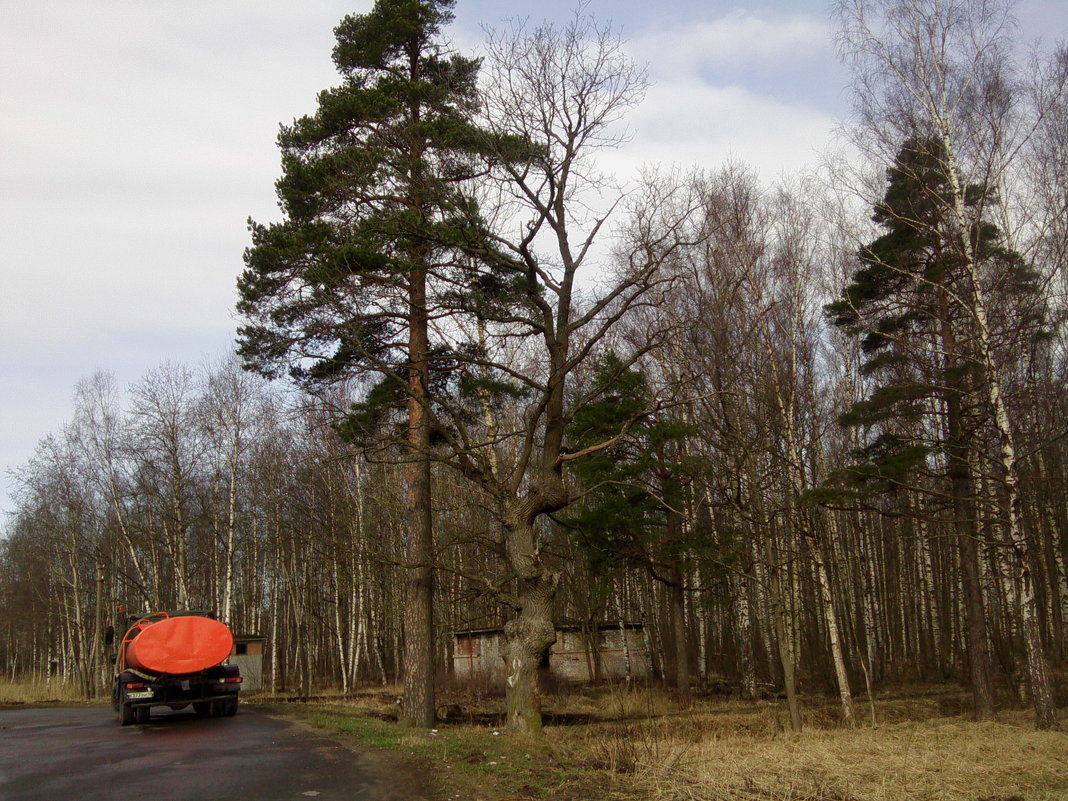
(827, 135, 1042, 490)
(237, 0, 494, 728)
(237, 0, 490, 385)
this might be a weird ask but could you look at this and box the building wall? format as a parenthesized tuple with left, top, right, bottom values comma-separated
(228, 638, 266, 693)
(549, 627, 651, 682)
(453, 630, 505, 680)
(451, 626, 649, 683)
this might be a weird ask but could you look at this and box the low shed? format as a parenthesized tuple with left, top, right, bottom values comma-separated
(228, 637, 266, 694)
(453, 622, 649, 683)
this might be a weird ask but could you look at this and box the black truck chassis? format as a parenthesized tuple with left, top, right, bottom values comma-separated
(112, 663, 241, 725)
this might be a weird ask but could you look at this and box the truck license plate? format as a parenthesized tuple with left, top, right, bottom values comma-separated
(127, 691, 153, 699)
(181, 680, 190, 691)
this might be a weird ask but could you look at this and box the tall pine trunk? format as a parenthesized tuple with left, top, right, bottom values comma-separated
(954, 478, 996, 719)
(669, 560, 691, 704)
(402, 261, 435, 728)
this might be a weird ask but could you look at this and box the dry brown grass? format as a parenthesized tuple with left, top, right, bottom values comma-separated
(0, 677, 86, 704)
(271, 681, 1068, 801)
(541, 687, 1068, 801)
(652, 718, 1066, 800)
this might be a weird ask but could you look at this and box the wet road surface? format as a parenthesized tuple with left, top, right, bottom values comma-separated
(0, 705, 421, 801)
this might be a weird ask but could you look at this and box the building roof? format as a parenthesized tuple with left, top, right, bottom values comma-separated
(452, 621, 644, 637)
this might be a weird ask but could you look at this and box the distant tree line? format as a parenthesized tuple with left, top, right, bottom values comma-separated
(2, 0, 1066, 732)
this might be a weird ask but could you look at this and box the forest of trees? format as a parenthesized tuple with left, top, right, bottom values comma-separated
(2, 0, 1067, 734)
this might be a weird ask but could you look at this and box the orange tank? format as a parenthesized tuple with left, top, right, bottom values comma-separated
(124, 615, 234, 675)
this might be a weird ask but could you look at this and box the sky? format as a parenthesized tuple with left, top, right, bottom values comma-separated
(1, 0, 1064, 519)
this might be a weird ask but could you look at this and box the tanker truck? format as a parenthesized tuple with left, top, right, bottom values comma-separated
(111, 610, 242, 725)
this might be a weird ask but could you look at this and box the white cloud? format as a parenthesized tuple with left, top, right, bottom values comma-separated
(630, 11, 832, 76)
(593, 12, 838, 179)
(603, 78, 835, 180)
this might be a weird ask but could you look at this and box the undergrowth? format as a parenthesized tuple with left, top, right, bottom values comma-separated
(0, 677, 86, 704)
(259, 683, 1068, 801)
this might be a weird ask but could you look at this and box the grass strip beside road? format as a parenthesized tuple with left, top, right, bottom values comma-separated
(251, 686, 1068, 801)
(256, 702, 630, 801)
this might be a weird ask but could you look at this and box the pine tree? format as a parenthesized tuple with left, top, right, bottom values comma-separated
(827, 136, 1049, 722)
(236, 0, 495, 727)
(567, 356, 709, 702)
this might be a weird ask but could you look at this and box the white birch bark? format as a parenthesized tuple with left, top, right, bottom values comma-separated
(942, 132, 1056, 728)
(917, 514, 945, 672)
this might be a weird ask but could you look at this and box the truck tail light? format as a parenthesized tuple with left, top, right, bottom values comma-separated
(220, 676, 243, 684)
(125, 682, 146, 690)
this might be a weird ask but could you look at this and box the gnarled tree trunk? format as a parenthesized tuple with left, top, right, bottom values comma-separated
(501, 476, 565, 736)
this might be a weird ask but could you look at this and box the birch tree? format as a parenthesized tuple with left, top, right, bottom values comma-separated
(128, 362, 206, 610)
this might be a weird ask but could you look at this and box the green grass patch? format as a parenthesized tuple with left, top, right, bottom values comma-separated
(273, 702, 630, 801)
(307, 712, 402, 749)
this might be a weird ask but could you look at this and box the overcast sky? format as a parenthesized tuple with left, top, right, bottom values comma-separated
(1, 0, 1064, 518)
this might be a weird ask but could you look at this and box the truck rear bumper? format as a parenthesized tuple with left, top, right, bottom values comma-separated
(126, 692, 238, 708)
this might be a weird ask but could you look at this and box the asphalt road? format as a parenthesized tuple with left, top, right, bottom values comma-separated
(0, 705, 425, 801)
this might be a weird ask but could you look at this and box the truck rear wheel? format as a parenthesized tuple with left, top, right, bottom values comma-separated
(134, 706, 150, 724)
(224, 697, 238, 716)
(193, 701, 212, 717)
(117, 702, 135, 726)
